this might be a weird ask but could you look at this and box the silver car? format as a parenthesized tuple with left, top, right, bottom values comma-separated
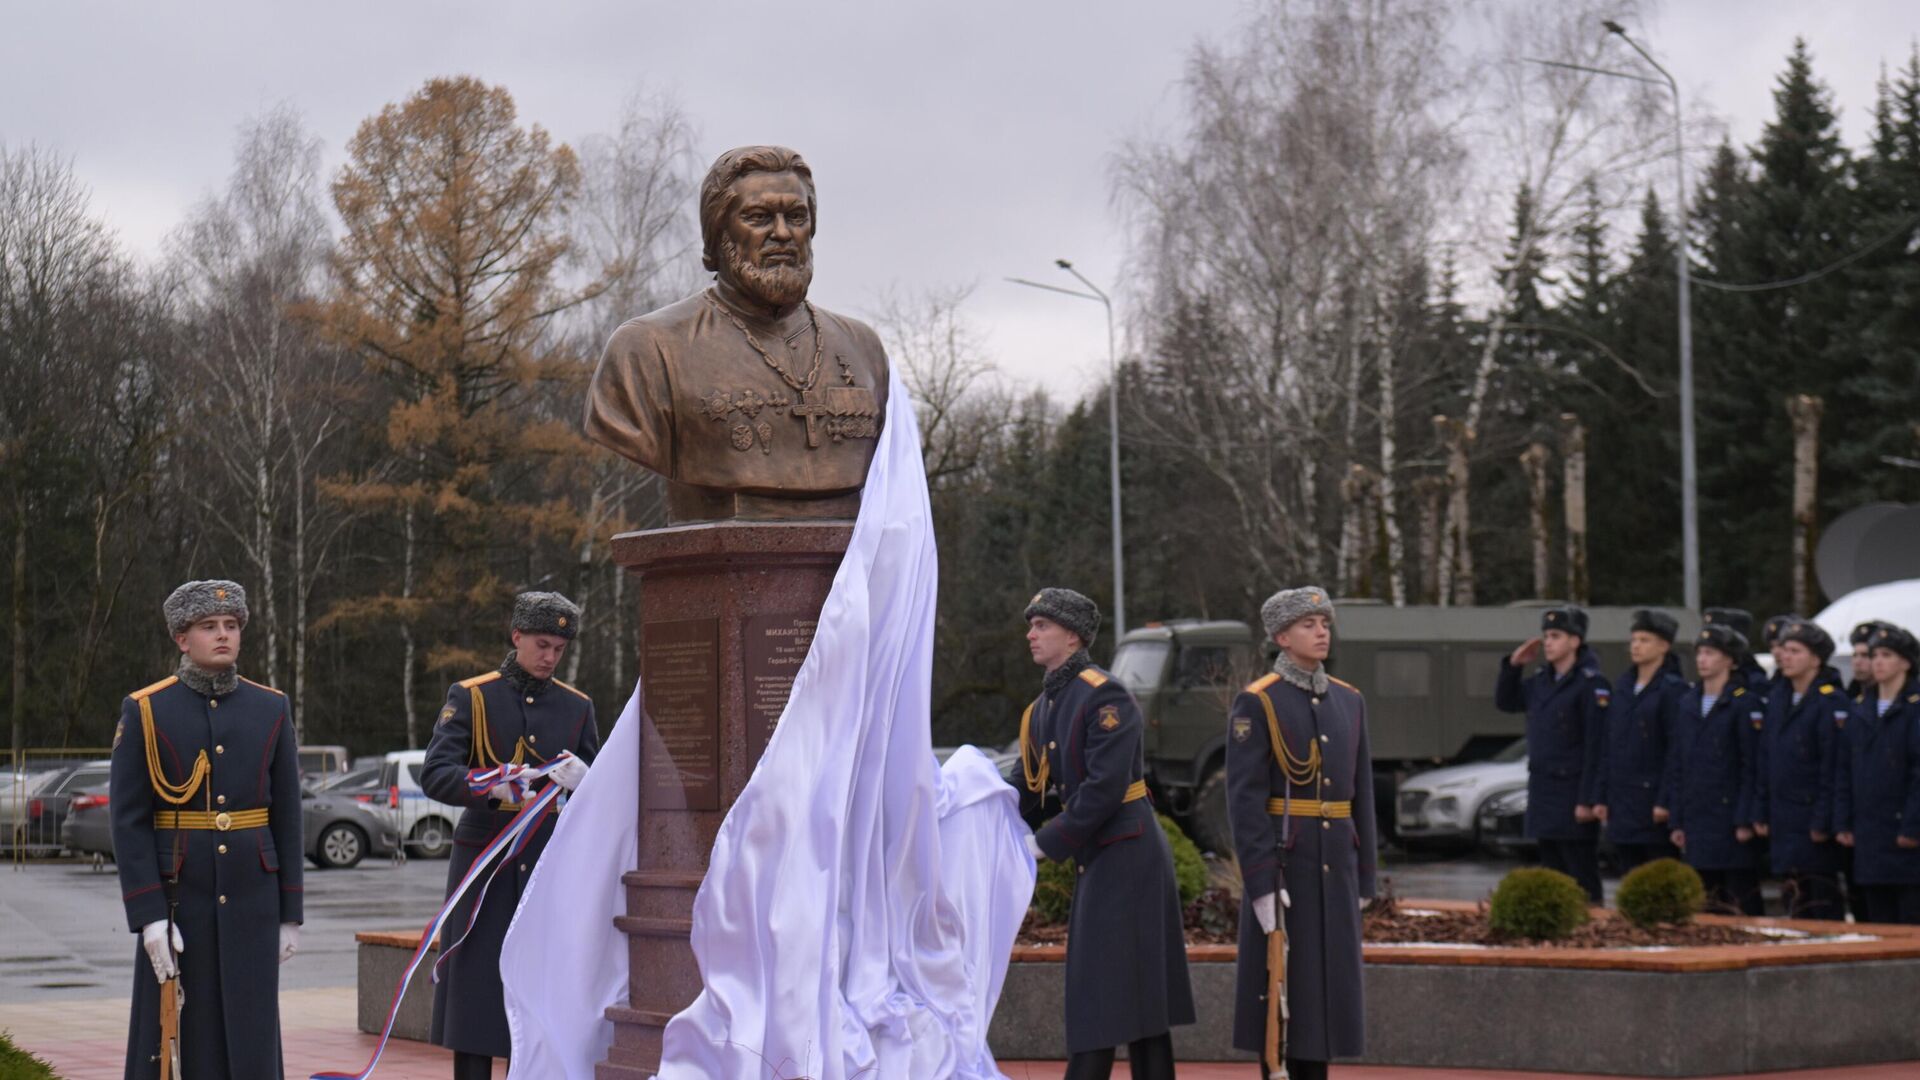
(59, 782, 401, 870)
(1394, 738, 1528, 847)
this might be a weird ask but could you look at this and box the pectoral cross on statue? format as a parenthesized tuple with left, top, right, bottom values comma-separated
(791, 390, 830, 448)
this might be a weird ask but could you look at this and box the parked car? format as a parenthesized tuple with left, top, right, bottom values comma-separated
(314, 763, 383, 797)
(303, 785, 401, 869)
(1394, 738, 1528, 848)
(63, 781, 401, 870)
(3, 760, 112, 854)
(379, 750, 464, 859)
(1476, 784, 1533, 855)
(299, 744, 352, 786)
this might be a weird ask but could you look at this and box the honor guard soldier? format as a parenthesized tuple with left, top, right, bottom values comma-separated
(1227, 587, 1377, 1080)
(1835, 625, 1920, 924)
(1016, 587, 1193, 1080)
(1752, 620, 1847, 919)
(1594, 609, 1687, 872)
(1666, 624, 1765, 914)
(1846, 621, 1889, 699)
(1704, 608, 1771, 694)
(1495, 605, 1609, 903)
(421, 592, 600, 1080)
(110, 580, 304, 1079)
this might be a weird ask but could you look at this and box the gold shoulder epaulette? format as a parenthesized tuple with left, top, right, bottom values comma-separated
(553, 679, 591, 701)
(1733, 687, 1747, 697)
(1819, 684, 1835, 695)
(239, 676, 286, 697)
(1078, 668, 1109, 688)
(131, 675, 179, 701)
(1247, 673, 1281, 694)
(459, 671, 503, 689)
(1328, 675, 1360, 693)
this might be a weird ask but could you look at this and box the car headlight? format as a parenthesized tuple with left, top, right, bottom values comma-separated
(1427, 795, 1460, 821)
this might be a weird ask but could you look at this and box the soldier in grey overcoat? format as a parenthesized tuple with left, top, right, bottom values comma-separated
(111, 580, 304, 1079)
(420, 592, 600, 1080)
(1017, 587, 1194, 1080)
(1227, 586, 1378, 1080)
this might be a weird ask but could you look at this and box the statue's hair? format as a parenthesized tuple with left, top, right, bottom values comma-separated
(699, 146, 816, 272)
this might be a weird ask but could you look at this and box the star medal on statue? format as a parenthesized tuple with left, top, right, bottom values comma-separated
(1232, 716, 1252, 743)
(1098, 705, 1121, 732)
(702, 391, 734, 422)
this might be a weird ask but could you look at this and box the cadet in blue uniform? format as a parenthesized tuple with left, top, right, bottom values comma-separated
(1495, 605, 1609, 903)
(110, 580, 304, 1079)
(1704, 608, 1771, 694)
(1017, 587, 1193, 1080)
(421, 592, 599, 1080)
(1836, 625, 1920, 924)
(1752, 620, 1847, 919)
(1666, 624, 1764, 915)
(1226, 587, 1377, 1080)
(1594, 609, 1687, 872)
(1845, 622, 1889, 699)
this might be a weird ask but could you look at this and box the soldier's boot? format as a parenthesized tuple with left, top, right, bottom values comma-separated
(1064, 1047, 1116, 1080)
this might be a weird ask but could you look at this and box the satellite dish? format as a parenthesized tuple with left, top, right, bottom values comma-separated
(1853, 505, 1920, 593)
(1816, 502, 1904, 600)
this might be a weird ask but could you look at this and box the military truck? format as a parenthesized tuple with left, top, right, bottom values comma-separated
(1110, 603, 1700, 854)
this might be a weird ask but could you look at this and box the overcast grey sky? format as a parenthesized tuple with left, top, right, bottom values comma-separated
(4, 1, 1915, 401)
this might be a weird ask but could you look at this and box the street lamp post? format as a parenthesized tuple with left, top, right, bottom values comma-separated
(1532, 23, 1699, 612)
(1007, 262, 1127, 637)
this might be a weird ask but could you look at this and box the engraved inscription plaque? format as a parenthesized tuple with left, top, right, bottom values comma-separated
(641, 618, 720, 810)
(743, 613, 818, 759)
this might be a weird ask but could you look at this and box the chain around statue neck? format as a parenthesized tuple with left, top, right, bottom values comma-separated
(706, 290, 823, 394)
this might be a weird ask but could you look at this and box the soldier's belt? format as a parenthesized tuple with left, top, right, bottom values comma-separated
(153, 808, 270, 832)
(1123, 780, 1149, 803)
(1266, 798, 1351, 818)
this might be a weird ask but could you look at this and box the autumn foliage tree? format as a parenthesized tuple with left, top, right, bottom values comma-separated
(314, 77, 607, 746)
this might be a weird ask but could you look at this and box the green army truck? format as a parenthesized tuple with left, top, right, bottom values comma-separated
(1109, 603, 1700, 854)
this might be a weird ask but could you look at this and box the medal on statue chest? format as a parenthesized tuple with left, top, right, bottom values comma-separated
(704, 295, 880, 454)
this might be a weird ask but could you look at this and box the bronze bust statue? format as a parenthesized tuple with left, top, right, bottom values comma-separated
(584, 146, 889, 523)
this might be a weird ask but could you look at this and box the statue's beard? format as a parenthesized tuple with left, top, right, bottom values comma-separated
(720, 236, 813, 309)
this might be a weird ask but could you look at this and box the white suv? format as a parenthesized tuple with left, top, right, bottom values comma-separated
(377, 750, 465, 859)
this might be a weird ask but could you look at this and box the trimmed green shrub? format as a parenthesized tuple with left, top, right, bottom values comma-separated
(0, 1029, 59, 1079)
(1488, 867, 1591, 941)
(1027, 811, 1208, 926)
(1616, 857, 1705, 929)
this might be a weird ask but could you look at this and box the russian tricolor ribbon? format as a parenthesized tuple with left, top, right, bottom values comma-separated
(310, 756, 572, 1080)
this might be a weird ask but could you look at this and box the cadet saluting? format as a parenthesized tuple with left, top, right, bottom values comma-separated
(1496, 605, 1609, 903)
(1594, 609, 1687, 873)
(1017, 587, 1193, 1080)
(1227, 587, 1377, 1080)
(1835, 624, 1920, 924)
(1752, 619, 1847, 920)
(1666, 624, 1765, 915)
(110, 580, 303, 1079)
(421, 592, 599, 1080)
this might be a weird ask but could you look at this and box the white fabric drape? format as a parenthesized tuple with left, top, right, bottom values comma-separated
(502, 369, 1033, 1080)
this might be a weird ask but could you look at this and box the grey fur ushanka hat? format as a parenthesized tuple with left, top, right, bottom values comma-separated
(1023, 587, 1101, 647)
(513, 591, 582, 640)
(1260, 585, 1334, 638)
(163, 580, 248, 635)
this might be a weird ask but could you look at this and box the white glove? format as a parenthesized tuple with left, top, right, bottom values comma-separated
(486, 780, 522, 804)
(548, 753, 590, 792)
(1025, 833, 1046, 862)
(1253, 893, 1277, 934)
(279, 923, 300, 964)
(141, 920, 184, 983)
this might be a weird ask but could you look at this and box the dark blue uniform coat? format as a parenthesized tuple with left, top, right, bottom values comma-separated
(1754, 671, 1848, 876)
(1495, 647, 1609, 841)
(420, 668, 599, 1059)
(1665, 682, 1762, 871)
(1226, 672, 1377, 1063)
(1836, 679, 1920, 886)
(1595, 657, 1687, 846)
(110, 673, 304, 1080)
(1022, 663, 1195, 1054)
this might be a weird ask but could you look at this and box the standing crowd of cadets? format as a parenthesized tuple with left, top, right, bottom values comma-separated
(1501, 603, 1920, 923)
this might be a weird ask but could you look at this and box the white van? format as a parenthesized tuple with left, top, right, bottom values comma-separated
(377, 750, 465, 859)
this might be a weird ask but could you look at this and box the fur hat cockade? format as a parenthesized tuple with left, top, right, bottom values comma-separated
(1695, 623, 1749, 659)
(1540, 604, 1589, 639)
(1703, 607, 1756, 641)
(512, 591, 582, 640)
(1023, 587, 1101, 647)
(1631, 608, 1679, 643)
(1867, 624, 1920, 669)
(1851, 620, 1891, 648)
(164, 580, 248, 635)
(1260, 585, 1334, 639)
(1762, 613, 1804, 648)
(1776, 619, 1834, 663)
